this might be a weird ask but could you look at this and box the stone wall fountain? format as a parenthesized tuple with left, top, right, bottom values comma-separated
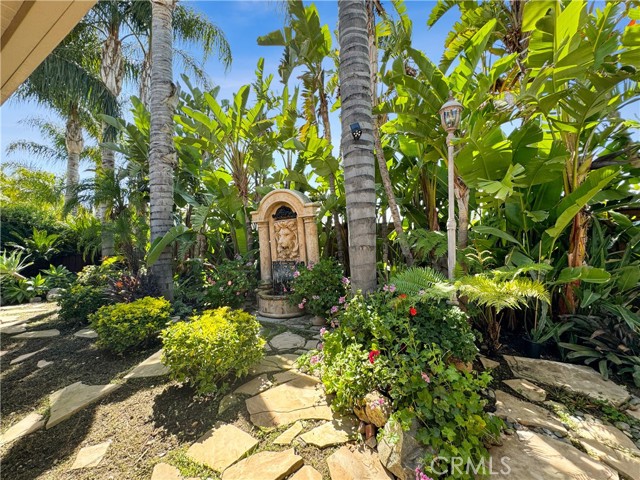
(251, 189, 320, 318)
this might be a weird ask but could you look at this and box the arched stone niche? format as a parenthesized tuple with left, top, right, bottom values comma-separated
(251, 189, 320, 286)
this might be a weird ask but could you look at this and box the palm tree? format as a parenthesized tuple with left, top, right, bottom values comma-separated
(149, 0, 177, 299)
(338, 0, 377, 293)
(13, 24, 117, 209)
(5, 117, 101, 206)
(86, 0, 232, 257)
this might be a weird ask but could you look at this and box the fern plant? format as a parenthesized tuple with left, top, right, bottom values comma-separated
(456, 273, 550, 352)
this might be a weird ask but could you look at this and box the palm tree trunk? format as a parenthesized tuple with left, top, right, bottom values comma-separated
(366, 1, 413, 266)
(99, 30, 125, 258)
(338, 0, 377, 293)
(149, 0, 177, 299)
(64, 104, 83, 210)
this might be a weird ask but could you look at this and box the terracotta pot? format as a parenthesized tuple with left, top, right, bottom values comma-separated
(449, 357, 473, 373)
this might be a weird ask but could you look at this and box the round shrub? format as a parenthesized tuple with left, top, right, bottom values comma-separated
(58, 284, 111, 323)
(288, 258, 346, 317)
(89, 297, 171, 353)
(203, 257, 258, 309)
(161, 307, 265, 394)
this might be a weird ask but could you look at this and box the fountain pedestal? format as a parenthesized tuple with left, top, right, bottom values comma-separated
(251, 190, 320, 319)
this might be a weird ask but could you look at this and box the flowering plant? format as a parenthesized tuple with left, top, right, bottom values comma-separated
(287, 258, 347, 317)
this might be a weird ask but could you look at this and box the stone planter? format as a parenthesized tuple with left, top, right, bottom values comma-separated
(311, 315, 326, 326)
(257, 290, 303, 319)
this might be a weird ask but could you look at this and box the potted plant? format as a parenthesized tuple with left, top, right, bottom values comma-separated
(525, 304, 571, 358)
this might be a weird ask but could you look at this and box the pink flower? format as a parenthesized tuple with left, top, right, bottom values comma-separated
(421, 372, 430, 383)
(320, 327, 327, 336)
(338, 296, 346, 304)
(330, 305, 339, 314)
(227, 280, 232, 286)
(307, 262, 315, 270)
(293, 271, 300, 278)
(389, 284, 396, 293)
(310, 355, 320, 365)
(298, 303, 305, 309)
(383, 284, 389, 292)
(415, 467, 433, 480)
(341, 277, 350, 285)
(318, 342, 324, 350)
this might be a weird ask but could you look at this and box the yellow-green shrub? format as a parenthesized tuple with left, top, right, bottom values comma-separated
(89, 296, 171, 353)
(161, 307, 265, 394)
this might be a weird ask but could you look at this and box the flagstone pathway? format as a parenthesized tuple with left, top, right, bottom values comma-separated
(2, 302, 640, 479)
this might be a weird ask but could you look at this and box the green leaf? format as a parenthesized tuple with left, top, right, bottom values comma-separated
(546, 167, 620, 239)
(147, 226, 190, 267)
(522, 0, 554, 32)
(554, 266, 611, 285)
(473, 226, 522, 247)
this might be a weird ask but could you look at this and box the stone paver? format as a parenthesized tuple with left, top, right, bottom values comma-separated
(0, 350, 8, 357)
(495, 390, 567, 435)
(290, 465, 322, 480)
(0, 324, 27, 334)
(186, 424, 258, 472)
(124, 350, 169, 379)
(269, 332, 306, 350)
(504, 355, 630, 406)
(249, 354, 299, 375)
(47, 382, 121, 429)
(70, 441, 111, 470)
(221, 448, 303, 480)
(626, 409, 640, 422)
(503, 378, 546, 402)
(273, 421, 304, 445)
(327, 446, 394, 480)
(234, 374, 272, 396)
(245, 374, 333, 428)
(0, 412, 44, 445)
(74, 328, 98, 339)
(12, 329, 60, 339)
(574, 419, 640, 479)
(9, 347, 46, 365)
(37, 359, 53, 369)
(304, 339, 319, 350)
(488, 430, 619, 479)
(479, 356, 500, 370)
(151, 463, 182, 480)
(272, 370, 320, 387)
(299, 416, 358, 448)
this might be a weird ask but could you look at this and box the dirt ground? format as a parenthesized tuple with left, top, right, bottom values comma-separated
(0, 307, 332, 480)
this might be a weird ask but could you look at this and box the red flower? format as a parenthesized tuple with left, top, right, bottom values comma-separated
(399, 293, 407, 299)
(409, 307, 417, 316)
(368, 350, 380, 364)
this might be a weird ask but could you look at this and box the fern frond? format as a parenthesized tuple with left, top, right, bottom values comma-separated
(456, 275, 550, 313)
(390, 267, 453, 301)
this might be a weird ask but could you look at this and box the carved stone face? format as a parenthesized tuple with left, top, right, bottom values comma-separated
(274, 219, 299, 260)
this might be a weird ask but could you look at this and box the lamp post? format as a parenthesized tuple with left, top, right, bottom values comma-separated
(439, 92, 463, 282)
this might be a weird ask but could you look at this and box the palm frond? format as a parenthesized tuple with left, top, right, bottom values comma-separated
(174, 5, 232, 70)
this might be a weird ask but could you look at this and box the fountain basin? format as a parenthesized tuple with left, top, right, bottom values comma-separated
(257, 290, 304, 319)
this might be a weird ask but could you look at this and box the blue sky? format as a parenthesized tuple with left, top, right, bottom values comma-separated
(1, 1, 636, 177)
(0, 0, 457, 177)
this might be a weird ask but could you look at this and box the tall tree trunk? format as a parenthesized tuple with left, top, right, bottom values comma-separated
(338, 0, 377, 293)
(319, 74, 346, 265)
(149, 0, 177, 299)
(64, 104, 83, 210)
(366, 0, 413, 266)
(419, 171, 440, 231)
(99, 30, 125, 258)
